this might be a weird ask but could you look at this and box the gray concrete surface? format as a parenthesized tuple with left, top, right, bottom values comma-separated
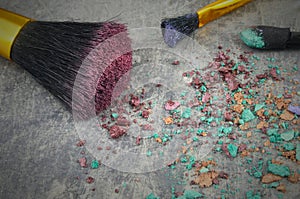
(0, 0, 299, 198)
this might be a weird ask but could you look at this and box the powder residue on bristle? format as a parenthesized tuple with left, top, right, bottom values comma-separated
(12, 20, 132, 120)
(94, 22, 132, 115)
(240, 28, 265, 49)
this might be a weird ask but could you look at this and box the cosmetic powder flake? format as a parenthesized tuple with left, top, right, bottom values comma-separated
(288, 105, 300, 115)
(296, 144, 300, 161)
(267, 163, 290, 177)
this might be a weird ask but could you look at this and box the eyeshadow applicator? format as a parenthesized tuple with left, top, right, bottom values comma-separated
(240, 26, 300, 50)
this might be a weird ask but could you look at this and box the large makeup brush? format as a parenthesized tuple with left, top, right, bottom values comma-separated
(240, 26, 300, 50)
(161, 0, 252, 47)
(0, 8, 132, 120)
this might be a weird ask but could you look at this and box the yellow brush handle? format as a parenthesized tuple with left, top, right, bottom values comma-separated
(0, 8, 31, 60)
(197, 0, 252, 27)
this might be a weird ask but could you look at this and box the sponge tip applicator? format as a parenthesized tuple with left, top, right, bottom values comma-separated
(240, 27, 266, 49)
(240, 26, 299, 50)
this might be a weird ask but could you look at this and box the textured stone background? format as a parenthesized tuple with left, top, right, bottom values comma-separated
(0, 0, 299, 198)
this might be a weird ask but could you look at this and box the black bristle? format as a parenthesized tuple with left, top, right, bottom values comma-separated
(161, 13, 199, 47)
(11, 21, 132, 120)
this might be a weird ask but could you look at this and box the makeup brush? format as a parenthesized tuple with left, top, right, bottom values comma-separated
(240, 26, 300, 50)
(161, 0, 252, 47)
(0, 8, 132, 120)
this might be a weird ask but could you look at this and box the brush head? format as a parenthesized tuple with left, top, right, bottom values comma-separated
(240, 26, 291, 49)
(161, 13, 199, 47)
(11, 21, 132, 120)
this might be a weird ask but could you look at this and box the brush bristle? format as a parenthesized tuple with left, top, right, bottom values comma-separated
(161, 13, 199, 47)
(11, 21, 132, 120)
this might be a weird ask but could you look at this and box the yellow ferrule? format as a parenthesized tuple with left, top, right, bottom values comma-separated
(0, 8, 31, 60)
(197, 0, 252, 27)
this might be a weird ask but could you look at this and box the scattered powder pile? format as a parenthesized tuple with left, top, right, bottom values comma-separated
(76, 46, 299, 198)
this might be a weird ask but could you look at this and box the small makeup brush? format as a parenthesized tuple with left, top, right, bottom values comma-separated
(0, 8, 132, 120)
(240, 26, 300, 50)
(161, 0, 252, 47)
